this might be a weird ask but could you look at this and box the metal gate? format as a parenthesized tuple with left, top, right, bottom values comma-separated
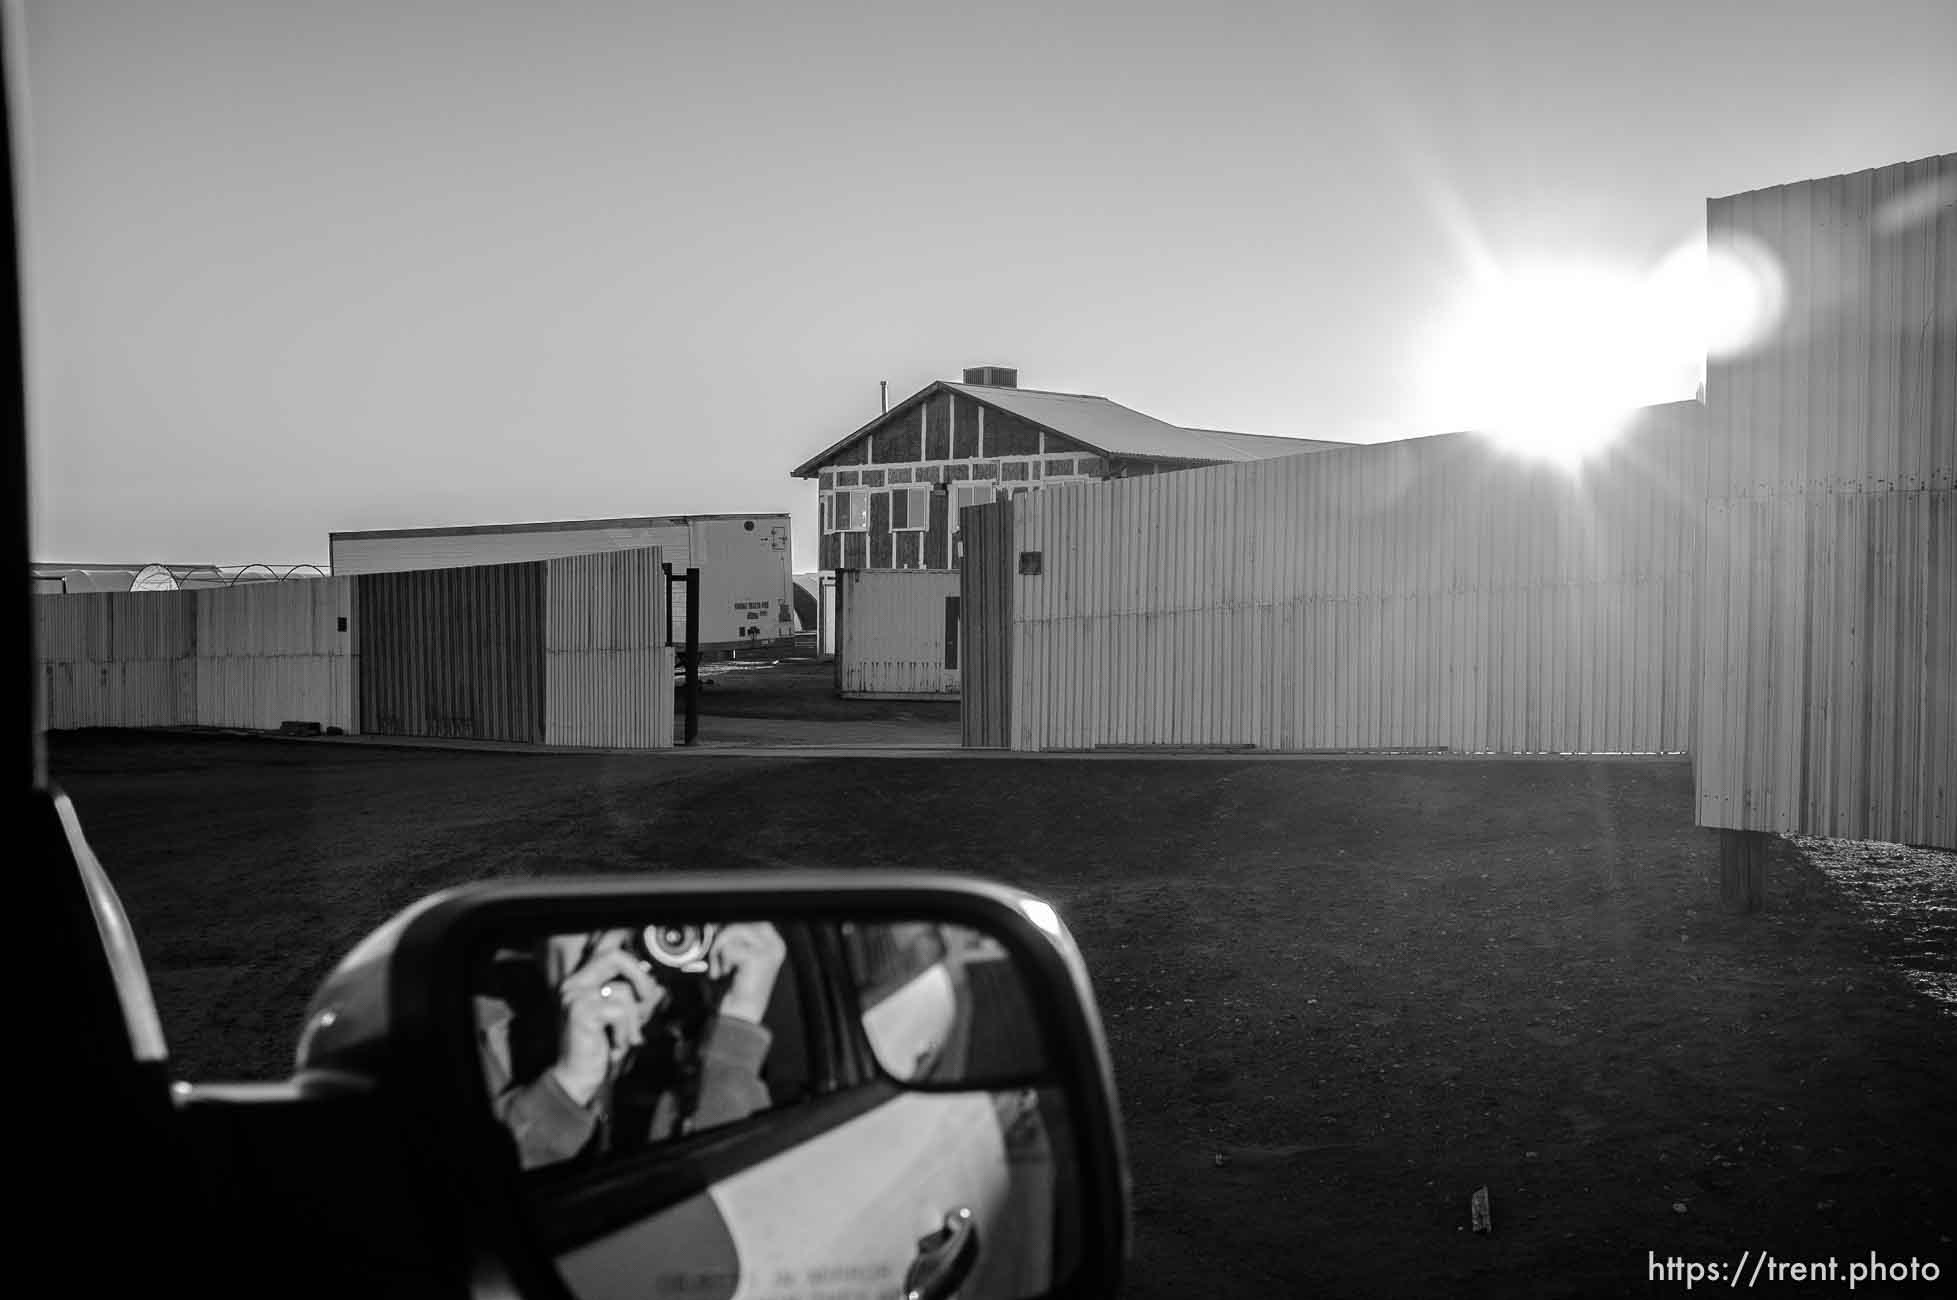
(959, 500, 1014, 748)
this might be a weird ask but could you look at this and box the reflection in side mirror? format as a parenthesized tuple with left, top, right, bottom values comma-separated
(468, 913, 1081, 1300)
(845, 920, 1045, 1087)
(474, 920, 795, 1171)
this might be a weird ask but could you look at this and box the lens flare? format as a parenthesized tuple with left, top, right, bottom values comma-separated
(1874, 173, 1957, 236)
(1421, 264, 1673, 468)
(1653, 235, 1786, 360)
(1420, 234, 1787, 469)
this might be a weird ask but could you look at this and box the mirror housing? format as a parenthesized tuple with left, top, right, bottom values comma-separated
(298, 872, 1130, 1300)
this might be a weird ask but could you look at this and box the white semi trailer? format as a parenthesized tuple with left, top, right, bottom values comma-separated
(329, 513, 795, 653)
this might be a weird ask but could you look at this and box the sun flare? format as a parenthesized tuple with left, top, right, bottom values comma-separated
(1420, 238, 1784, 468)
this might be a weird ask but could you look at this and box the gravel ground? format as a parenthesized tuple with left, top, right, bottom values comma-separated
(1790, 837, 1957, 1019)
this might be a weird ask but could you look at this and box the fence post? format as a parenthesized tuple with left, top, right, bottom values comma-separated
(1719, 829, 1769, 912)
(661, 562, 674, 648)
(683, 566, 700, 746)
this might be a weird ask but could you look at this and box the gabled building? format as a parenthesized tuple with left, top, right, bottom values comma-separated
(791, 366, 1346, 572)
(790, 366, 1347, 698)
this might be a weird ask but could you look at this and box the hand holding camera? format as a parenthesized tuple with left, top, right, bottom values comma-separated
(550, 932, 664, 1106)
(628, 921, 786, 1026)
(706, 923, 788, 1025)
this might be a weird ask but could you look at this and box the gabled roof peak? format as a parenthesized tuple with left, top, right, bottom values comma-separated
(792, 378, 1347, 477)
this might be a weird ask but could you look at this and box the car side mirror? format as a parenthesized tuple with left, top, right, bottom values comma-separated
(293, 872, 1129, 1300)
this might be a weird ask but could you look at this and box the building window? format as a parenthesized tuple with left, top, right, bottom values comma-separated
(890, 485, 930, 532)
(828, 490, 870, 533)
(950, 482, 994, 540)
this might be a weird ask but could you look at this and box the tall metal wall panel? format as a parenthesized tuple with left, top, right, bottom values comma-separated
(35, 591, 105, 663)
(1004, 402, 1705, 753)
(543, 548, 674, 748)
(959, 501, 1015, 747)
(1697, 154, 1956, 846)
(191, 579, 357, 732)
(40, 660, 196, 730)
(356, 563, 546, 742)
(838, 569, 961, 698)
(36, 592, 198, 730)
(543, 648, 675, 747)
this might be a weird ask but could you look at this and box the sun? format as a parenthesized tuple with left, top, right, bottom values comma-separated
(1418, 240, 1783, 469)
(1422, 263, 1678, 467)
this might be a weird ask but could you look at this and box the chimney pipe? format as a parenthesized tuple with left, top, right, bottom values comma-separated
(880, 380, 887, 414)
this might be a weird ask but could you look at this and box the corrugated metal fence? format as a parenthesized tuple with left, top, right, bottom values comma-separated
(38, 592, 198, 729)
(37, 581, 355, 732)
(837, 569, 961, 699)
(37, 552, 676, 749)
(1696, 154, 1955, 847)
(196, 580, 357, 731)
(545, 549, 674, 747)
(356, 563, 548, 742)
(1000, 402, 1705, 753)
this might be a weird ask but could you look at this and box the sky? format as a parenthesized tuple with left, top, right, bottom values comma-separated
(12, 0, 1955, 572)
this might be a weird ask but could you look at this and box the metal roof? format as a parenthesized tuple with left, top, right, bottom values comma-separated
(791, 380, 1350, 477)
(1175, 427, 1354, 459)
(329, 511, 790, 543)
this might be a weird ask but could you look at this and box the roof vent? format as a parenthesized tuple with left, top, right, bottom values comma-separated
(962, 365, 1018, 388)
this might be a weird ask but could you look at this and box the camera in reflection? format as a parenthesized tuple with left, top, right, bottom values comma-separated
(632, 923, 718, 975)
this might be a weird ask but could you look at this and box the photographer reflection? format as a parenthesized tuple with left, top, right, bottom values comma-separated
(476, 922, 787, 1170)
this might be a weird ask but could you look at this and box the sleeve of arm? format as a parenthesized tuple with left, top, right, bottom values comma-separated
(494, 1072, 601, 1171)
(480, 1003, 599, 1170)
(689, 1016, 775, 1130)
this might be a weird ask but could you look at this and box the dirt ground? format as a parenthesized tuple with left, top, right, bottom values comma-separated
(46, 732, 1956, 1298)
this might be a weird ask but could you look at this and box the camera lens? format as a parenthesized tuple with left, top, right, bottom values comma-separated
(642, 923, 713, 970)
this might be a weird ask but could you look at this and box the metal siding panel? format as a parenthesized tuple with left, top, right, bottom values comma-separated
(1698, 156, 1955, 845)
(542, 548, 672, 748)
(544, 647, 675, 748)
(1938, 154, 1957, 492)
(193, 579, 357, 731)
(838, 569, 961, 699)
(35, 590, 196, 730)
(1005, 403, 1706, 755)
(356, 562, 545, 742)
